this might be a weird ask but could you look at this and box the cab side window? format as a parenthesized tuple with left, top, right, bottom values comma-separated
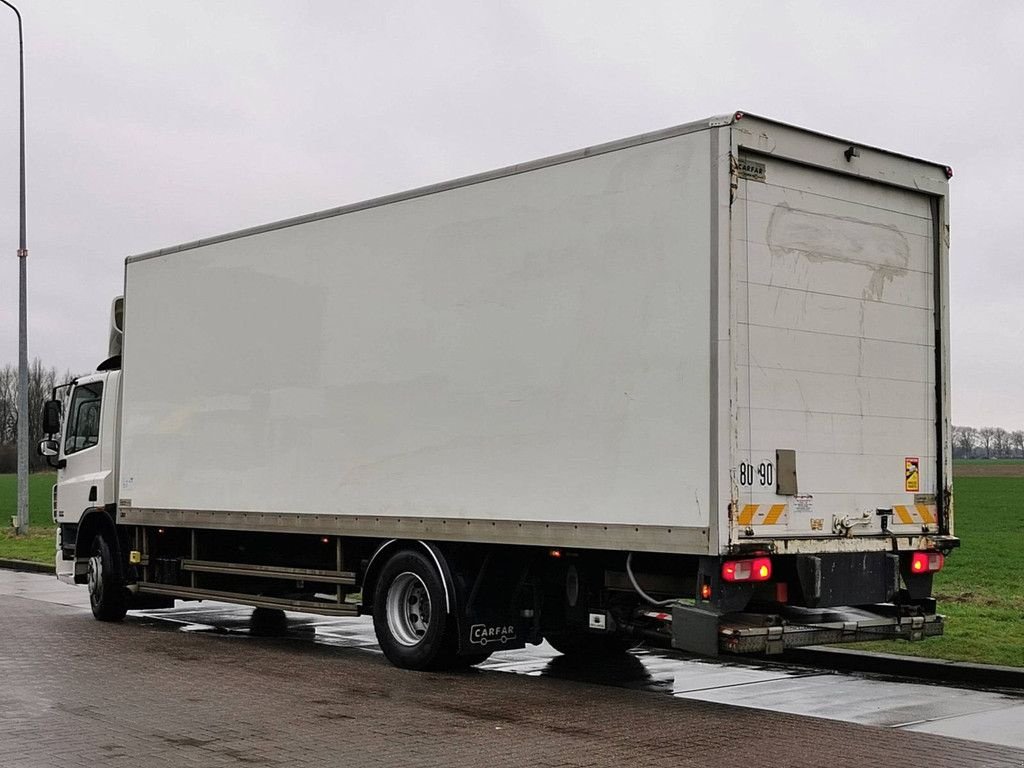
(65, 382, 103, 455)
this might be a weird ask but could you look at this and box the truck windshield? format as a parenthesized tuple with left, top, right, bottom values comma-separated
(65, 382, 103, 455)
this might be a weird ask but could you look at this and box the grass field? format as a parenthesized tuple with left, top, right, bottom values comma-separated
(953, 458, 1024, 477)
(0, 472, 56, 564)
(1, 469, 1022, 666)
(842, 471, 1024, 667)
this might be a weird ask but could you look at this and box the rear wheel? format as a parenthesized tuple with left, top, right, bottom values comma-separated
(87, 534, 128, 622)
(250, 607, 288, 636)
(372, 549, 458, 670)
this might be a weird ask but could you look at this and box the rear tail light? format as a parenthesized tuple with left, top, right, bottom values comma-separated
(721, 557, 772, 583)
(910, 551, 944, 574)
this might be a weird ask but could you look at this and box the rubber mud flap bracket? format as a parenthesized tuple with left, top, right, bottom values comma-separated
(670, 603, 722, 657)
(796, 555, 822, 605)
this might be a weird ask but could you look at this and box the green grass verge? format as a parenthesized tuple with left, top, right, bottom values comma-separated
(0, 527, 55, 564)
(842, 476, 1024, 667)
(0, 472, 56, 565)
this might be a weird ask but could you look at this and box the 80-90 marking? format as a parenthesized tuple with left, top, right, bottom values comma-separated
(738, 461, 774, 488)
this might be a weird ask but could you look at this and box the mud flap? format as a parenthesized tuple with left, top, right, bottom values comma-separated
(453, 548, 535, 655)
(670, 603, 722, 657)
(458, 615, 530, 655)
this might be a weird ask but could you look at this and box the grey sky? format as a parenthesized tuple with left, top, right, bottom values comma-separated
(0, 1, 1021, 427)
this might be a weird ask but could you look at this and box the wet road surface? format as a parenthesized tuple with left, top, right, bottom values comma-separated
(2, 570, 1023, 766)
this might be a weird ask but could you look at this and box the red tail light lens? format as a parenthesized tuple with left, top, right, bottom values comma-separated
(721, 557, 772, 583)
(910, 551, 944, 574)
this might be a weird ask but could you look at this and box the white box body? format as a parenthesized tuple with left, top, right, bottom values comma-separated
(118, 113, 952, 556)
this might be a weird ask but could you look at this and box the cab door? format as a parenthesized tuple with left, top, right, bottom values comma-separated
(55, 375, 108, 524)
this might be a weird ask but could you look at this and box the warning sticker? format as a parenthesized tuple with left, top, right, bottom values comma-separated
(791, 495, 814, 516)
(905, 457, 920, 493)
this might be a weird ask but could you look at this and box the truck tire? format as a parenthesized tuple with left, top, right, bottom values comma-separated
(250, 607, 288, 637)
(545, 631, 632, 658)
(372, 549, 458, 670)
(87, 534, 128, 622)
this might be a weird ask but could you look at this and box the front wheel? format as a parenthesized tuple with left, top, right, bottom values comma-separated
(87, 534, 128, 622)
(372, 549, 458, 670)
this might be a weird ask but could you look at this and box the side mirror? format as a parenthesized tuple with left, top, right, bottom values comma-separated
(38, 439, 59, 457)
(42, 400, 61, 435)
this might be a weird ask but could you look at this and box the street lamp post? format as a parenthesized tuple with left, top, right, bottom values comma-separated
(1, 0, 28, 535)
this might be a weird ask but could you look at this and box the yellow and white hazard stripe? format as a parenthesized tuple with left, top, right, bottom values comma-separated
(892, 504, 937, 525)
(736, 504, 787, 526)
(735, 503, 937, 528)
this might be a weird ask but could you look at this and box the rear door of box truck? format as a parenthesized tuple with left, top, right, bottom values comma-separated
(726, 116, 951, 548)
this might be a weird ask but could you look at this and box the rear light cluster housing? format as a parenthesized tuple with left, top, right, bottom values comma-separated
(718, 551, 941, 585)
(910, 551, 944, 574)
(721, 557, 772, 583)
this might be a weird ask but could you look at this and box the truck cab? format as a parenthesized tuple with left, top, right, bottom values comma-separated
(46, 369, 120, 586)
(41, 298, 126, 589)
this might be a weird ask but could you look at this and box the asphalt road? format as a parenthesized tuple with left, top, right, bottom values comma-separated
(1, 572, 1023, 768)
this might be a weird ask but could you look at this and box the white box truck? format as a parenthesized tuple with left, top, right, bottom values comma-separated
(40, 111, 956, 669)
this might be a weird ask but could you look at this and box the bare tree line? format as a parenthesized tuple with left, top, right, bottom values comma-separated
(0, 360, 83, 473)
(953, 425, 1024, 459)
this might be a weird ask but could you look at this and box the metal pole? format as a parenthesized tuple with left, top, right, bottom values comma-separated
(1, 0, 28, 534)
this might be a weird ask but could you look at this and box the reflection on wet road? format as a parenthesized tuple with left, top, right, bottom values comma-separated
(1, 569, 1020, 751)
(126, 600, 1024, 749)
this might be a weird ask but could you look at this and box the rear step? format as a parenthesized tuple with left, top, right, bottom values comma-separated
(666, 603, 943, 656)
(136, 582, 360, 617)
